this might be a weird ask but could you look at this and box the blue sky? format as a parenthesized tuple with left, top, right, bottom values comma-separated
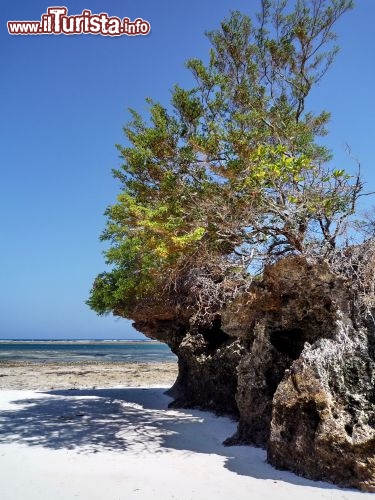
(1, 1, 374, 339)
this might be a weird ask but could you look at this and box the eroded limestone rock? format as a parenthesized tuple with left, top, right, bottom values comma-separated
(269, 319, 375, 491)
(132, 255, 375, 491)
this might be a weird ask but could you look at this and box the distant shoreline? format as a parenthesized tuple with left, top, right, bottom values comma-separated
(0, 340, 176, 364)
(0, 339, 159, 344)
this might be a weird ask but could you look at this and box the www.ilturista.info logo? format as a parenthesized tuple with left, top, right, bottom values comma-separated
(7, 7, 151, 36)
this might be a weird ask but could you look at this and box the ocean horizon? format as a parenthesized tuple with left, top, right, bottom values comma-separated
(0, 339, 176, 363)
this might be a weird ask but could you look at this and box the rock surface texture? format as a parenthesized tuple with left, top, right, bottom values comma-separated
(133, 256, 375, 492)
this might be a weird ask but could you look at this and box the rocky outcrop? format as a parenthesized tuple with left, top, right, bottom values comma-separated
(133, 256, 375, 492)
(223, 257, 345, 445)
(167, 326, 245, 416)
(269, 319, 375, 491)
(133, 317, 245, 416)
(226, 321, 296, 446)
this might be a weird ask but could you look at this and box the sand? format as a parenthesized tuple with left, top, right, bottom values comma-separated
(0, 362, 371, 499)
(0, 361, 178, 390)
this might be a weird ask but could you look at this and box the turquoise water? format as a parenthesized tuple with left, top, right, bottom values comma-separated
(0, 341, 176, 363)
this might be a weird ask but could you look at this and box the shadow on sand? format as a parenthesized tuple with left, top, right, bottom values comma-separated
(0, 388, 349, 491)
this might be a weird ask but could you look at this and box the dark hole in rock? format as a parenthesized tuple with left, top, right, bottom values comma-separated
(265, 367, 286, 397)
(199, 318, 231, 352)
(366, 321, 375, 361)
(269, 328, 306, 360)
(281, 293, 297, 305)
(302, 401, 321, 440)
(345, 423, 353, 436)
(324, 300, 332, 311)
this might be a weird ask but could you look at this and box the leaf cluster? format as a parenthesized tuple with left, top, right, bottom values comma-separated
(88, 0, 361, 323)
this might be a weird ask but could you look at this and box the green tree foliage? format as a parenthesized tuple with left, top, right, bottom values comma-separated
(88, 0, 361, 322)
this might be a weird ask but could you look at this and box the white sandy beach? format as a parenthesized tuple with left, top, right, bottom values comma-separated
(0, 386, 372, 500)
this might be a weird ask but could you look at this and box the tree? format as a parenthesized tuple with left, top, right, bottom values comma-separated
(88, 0, 362, 326)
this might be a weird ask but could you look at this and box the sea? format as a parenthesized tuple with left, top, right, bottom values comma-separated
(0, 340, 177, 363)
